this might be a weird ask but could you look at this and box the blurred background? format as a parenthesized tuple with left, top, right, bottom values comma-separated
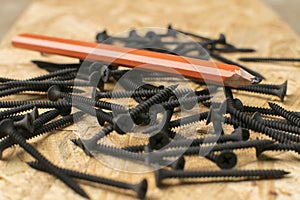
(0, 0, 299, 41)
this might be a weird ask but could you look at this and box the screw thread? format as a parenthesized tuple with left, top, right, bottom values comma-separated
(0, 104, 35, 119)
(243, 105, 278, 116)
(268, 103, 300, 126)
(236, 86, 284, 101)
(91, 143, 145, 161)
(160, 169, 288, 179)
(260, 143, 300, 154)
(4, 80, 90, 89)
(263, 119, 300, 135)
(34, 109, 61, 129)
(0, 100, 70, 109)
(170, 112, 208, 128)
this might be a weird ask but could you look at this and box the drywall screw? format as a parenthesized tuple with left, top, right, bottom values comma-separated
(238, 57, 300, 63)
(27, 161, 148, 199)
(268, 102, 300, 126)
(0, 117, 89, 198)
(254, 80, 287, 93)
(162, 95, 212, 110)
(256, 143, 300, 157)
(73, 139, 183, 170)
(154, 168, 289, 187)
(205, 151, 237, 169)
(31, 60, 81, 71)
(94, 87, 198, 100)
(242, 105, 278, 116)
(0, 85, 81, 98)
(0, 100, 71, 109)
(251, 112, 300, 135)
(0, 68, 78, 91)
(236, 85, 286, 102)
(224, 99, 300, 143)
(169, 111, 209, 128)
(209, 51, 264, 80)
(47, 85, 126, 111)
(0, 112, 85, 159)
(209, 46, 255, 53)
(146, 139, 274, 161)
(2, 79, 91, 89)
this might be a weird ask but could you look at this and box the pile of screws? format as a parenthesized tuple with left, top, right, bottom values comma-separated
(0, 26, 298, 199)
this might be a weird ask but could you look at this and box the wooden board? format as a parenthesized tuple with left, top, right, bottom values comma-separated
(0, 0, 300, 199)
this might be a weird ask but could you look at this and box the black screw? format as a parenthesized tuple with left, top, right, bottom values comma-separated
(31, 60, 81, 72)
(154, 167, 289, 187)
(236, 85, 286, 102)
(0, 68, 78, 91)
(251, 112, 300, 135)
(238, 57, 300, 63)
(0, 112, 85, 159)
(256, 143, 300, 157)
(27, 161, 148, 199)
(0, 100, 71, 109)
(146, 140, 274, 162)
(0, 117, 89, 198)
(268, 102, 300, 126)
(47, 85, 126, 111)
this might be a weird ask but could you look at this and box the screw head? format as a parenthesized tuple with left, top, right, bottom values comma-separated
(168, 156, 185, 170)
(96, 30, 110, 43)
(113, 114, 134, 134)
(149, 132, 170, 150)
(47, 85, 62, 101)
(180, 93, 196, 110)
(216, 151, 237, 169)
(0, 119, 15, 137)
(13, 113, 34, 134)
(132, 179, 148, 200)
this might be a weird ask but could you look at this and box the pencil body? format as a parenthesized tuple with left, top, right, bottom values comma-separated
(12, 33, 259, 87)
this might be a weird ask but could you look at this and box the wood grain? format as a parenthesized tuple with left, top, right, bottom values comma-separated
(0, 0, 300, 199)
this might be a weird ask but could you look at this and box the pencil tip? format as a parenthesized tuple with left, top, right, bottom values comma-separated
(251, 77, 262, 84)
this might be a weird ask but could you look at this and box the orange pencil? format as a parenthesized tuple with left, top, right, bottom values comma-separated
(12, 33, 260, 87)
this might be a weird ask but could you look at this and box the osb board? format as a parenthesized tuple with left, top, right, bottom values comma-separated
(0, 0, 300, 199)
